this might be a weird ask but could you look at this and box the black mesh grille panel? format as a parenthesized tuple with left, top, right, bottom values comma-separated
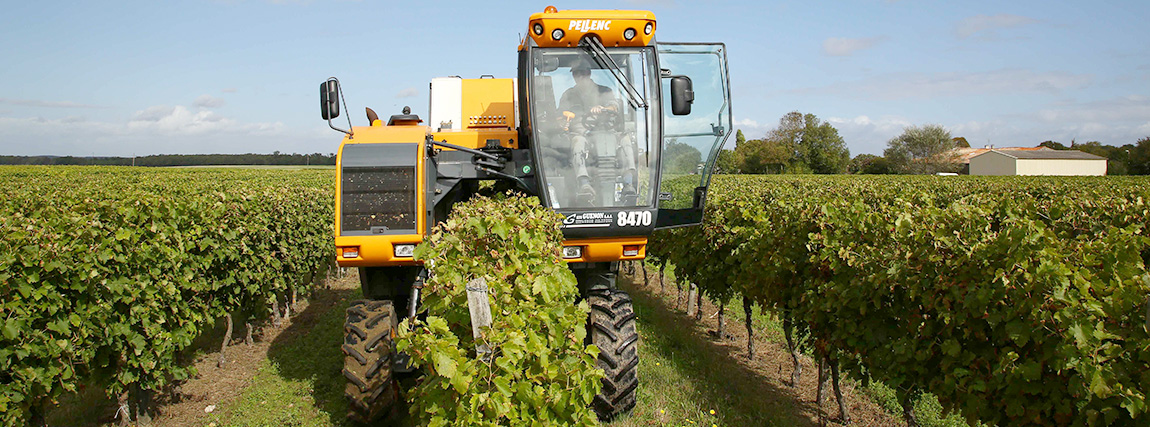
(341, 166, 417, 234)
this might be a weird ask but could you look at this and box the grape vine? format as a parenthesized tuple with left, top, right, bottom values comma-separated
(652, 175, 1150, 426)
(397, 193, 602, 426)
(0, 166, 333, 425)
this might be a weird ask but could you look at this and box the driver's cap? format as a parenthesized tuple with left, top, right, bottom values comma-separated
(571, 59, 591, 75)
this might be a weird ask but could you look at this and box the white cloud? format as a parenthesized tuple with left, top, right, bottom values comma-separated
(827, 115, 913, 155)
(1031, 95, 1150, 123)
(949, 119, 999, 136)
(890, 97, 1150, 150)
(731, 117, 770, 142)
(0, 105, 306, 156)
(395, 87, 419, 98)
(790, 68, 1092, 100)
(999, 96, 1150, 145)
(822, 36, 886, 57)
(126, 105, 290, 137)
(193, 94, 227, 109)
(0, 98, 106, 109)
(132, 105, 178, 122)
(956, 14, 1038, 39)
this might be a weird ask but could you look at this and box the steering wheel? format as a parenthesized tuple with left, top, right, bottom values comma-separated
(581, 108, 620, 131)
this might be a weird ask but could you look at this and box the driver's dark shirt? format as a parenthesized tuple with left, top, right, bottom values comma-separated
(558, 81, 615, 132)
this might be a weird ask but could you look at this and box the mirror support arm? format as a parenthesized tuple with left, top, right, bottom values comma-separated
(325, 77, 354, 138)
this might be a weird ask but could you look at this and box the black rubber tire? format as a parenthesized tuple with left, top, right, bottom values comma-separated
(343, 300, 401, 424)
(587, 288, 639, 421)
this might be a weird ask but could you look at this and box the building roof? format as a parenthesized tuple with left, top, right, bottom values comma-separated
(974, 149, 1107, 160)
(951, 146, 1052, 163)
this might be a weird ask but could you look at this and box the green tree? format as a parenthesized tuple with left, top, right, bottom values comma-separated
(714, 149, 738, 174)
(736, 138, 791, 174)
(849, 154, 894, 174)
(884, 124, 960, 174)
(664, 139, 703, 175)
(1071, 141, 1132, 175)
(1071, 141, 1111, 157)
(796, 114, 850, 174)
(953, 137, 970, 148)
(1039, 140, 1069, 150)
(1128, 137, 1150, 175)
(723, 129, 747, 174)
(735, 111, 849, 174)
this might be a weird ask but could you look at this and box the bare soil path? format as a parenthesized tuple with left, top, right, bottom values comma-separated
(50, 265, 904, 426)
(47, 270, 360, 427)
(617, 264, 903, 427)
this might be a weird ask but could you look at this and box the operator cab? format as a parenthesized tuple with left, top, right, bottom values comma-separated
(530, 47, 657, 210)
(519, 8, 732, 236)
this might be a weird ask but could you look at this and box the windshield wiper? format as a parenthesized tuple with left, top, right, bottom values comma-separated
(580, 37, 647, 110)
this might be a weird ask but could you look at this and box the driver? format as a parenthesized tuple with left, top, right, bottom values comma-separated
(558, 61, 622, 201)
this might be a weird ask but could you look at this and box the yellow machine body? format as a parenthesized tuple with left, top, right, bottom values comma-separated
(334, 76, 648, 267)
(432, 78, 519, 150)
(524, 9, 656, 49)
(334, 125, 429, 267)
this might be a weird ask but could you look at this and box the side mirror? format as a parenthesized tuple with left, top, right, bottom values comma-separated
(670, 76, 694, 116)
(320, 77, 352, 137)
(320, 80, 341, 120)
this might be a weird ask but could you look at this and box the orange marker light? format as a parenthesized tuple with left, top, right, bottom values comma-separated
(341, 246, 360, 259)
(623, 245, 642, 257)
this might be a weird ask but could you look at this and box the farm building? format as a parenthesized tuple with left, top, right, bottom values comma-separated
(951, 146, 1049, 174)
(968, 148, 1107, 176)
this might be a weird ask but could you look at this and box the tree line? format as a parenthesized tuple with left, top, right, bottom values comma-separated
(717, 111, 1150, 175)
(0, 152, 336, 167)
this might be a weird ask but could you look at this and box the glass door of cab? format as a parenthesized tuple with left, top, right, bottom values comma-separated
(655, 43, 732, 228)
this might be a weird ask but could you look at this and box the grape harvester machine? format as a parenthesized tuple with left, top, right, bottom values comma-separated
(319, 6, 731, 423)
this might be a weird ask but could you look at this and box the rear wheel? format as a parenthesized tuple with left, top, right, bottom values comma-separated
(343, 300, 401, 424)
(587, 288, 639, 421)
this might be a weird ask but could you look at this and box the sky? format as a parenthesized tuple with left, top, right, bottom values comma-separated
(1, 0, 1147, 157)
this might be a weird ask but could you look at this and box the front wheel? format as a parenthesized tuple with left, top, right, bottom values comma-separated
(587, 288, 639, 421)
(343, 300, 402, 424)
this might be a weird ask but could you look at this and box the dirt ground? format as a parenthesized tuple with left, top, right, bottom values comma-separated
(150, 271, 359, 427)
(52, 263, 904, 427)
(621, 264, 903, 427)
(47, 269, 361, 427)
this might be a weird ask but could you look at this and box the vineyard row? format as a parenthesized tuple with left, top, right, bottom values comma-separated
(650, 175, 1150, 426)
(0, 167, 334, 426)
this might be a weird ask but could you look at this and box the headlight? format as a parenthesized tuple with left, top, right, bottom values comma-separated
(551, 28, 564, 41)
(644, 22, 653, 35)
(394, 244, 416, 258)
(562, 246, 582, 259)
(533, 23, 544, 36)
(623, 28, 637, 41)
